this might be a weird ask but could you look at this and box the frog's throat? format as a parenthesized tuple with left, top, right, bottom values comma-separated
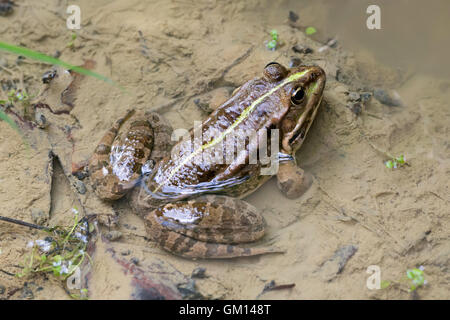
(152, 69, 311, 194)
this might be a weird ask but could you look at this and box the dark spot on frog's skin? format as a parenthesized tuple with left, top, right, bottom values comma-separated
(157, 229, 170, 248)
(132, 162, 142, 173)
(133, 148, 145, 159)
(239, 214, 250, 227)
(206, 243, 218, 257)
(170, 235, 186, 252)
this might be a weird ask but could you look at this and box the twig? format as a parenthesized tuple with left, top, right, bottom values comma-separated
(0, 215, 47, 231)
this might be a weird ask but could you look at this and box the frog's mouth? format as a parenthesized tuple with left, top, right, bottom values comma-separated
(281, 67, 325, 154)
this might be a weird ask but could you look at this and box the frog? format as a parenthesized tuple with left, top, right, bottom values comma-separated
(88, 62, 326, 259)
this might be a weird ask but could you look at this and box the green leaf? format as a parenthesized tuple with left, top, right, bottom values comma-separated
(266, 39, 277, 50)
(0, 41, 122, 90)
(305, 26, 317, 35)
(385, 160, 394, 169)
(0, 109, 21, 133)
(270, 29, 278, 41)
(380, 280, 390, 289)
(396, 155, 405, 164)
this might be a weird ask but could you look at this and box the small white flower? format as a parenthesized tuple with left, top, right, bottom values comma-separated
(53, 260, 62, 267)
(27, 241, 34, 248)
(419, 265, 425, 271)
(60, 264, 69, 275)
(74, 232, 87, 243)
(79, 249, 84, 255)
(72, 208, 79, 215)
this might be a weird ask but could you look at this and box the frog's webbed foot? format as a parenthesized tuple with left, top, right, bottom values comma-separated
(144, 195, 283, 259)
(276, 160, 313, 199)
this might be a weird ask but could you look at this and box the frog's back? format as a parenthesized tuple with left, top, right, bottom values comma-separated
(144, 77, 291, 201)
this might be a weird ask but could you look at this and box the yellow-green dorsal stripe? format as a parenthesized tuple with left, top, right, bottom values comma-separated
(153, 70, 309, 192)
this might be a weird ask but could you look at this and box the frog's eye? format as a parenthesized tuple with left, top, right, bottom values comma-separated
(264, 62, 281, 68)
(291, 87, 305, 105)
(264, 62, 287, 81)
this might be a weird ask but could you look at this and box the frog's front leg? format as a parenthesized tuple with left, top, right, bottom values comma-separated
(276, 160, 313, 199)
(144, 195, 281, 259)
(89, 110, 154, 201)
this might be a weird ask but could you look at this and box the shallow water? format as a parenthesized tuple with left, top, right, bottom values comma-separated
(0, 0, 449, 300)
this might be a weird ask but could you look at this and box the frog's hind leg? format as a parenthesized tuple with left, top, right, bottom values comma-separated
(144, 195, 283, 259)
(89, 109, 153, 200)
(144, 111, 174, 163)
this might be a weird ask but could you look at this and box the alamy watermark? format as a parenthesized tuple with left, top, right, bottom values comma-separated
(366, 5, 381, 30)
(66, 5, 81, 30)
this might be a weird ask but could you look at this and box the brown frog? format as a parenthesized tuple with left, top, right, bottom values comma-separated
(89, 62, 326, 259)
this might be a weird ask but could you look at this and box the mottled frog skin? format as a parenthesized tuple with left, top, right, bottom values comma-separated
(89, 63, 326, 259)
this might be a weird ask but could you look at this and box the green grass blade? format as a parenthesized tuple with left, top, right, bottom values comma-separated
(0, 41, 123, 89)
(0, 108, 20, 133)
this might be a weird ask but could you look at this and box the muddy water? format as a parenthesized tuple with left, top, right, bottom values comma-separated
(0, 0, 449, 300)
(271, 0, 450, 77)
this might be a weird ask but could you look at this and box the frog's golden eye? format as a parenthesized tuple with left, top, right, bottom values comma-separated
(291, 87, 305, 105)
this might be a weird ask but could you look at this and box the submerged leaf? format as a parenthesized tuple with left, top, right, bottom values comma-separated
(305, 26, 317, 35)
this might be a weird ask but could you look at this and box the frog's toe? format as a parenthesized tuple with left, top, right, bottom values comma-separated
(276, 161, 313, 199)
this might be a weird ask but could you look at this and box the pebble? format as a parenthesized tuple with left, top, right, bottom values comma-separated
(191, 267, 207, 279)
(347, 92, 361, 102)
(20, 283, 34, 300)
(320, 245, 358, 281)
(359, 92, 372, 103)
(288, 11, 299, 22)
(131, 257, 139, 265)
(121, 250, 131, 256)
(73, 169, 88, 181)
(35, 110, 48, 129)
(177, 281, 203, 299)
(292, 44, 313, 54)
(105, 230, 122, 241)
(0, 0, 14, 16)
(348, 102, 362, 116)
(72, 179, 86, 194)
(373, 88, 403, 107)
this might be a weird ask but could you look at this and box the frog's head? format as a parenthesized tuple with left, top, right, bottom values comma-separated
(262, 62, 326, 155)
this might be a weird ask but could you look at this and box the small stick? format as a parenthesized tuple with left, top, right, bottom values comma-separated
(0, 215, 47, 231)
